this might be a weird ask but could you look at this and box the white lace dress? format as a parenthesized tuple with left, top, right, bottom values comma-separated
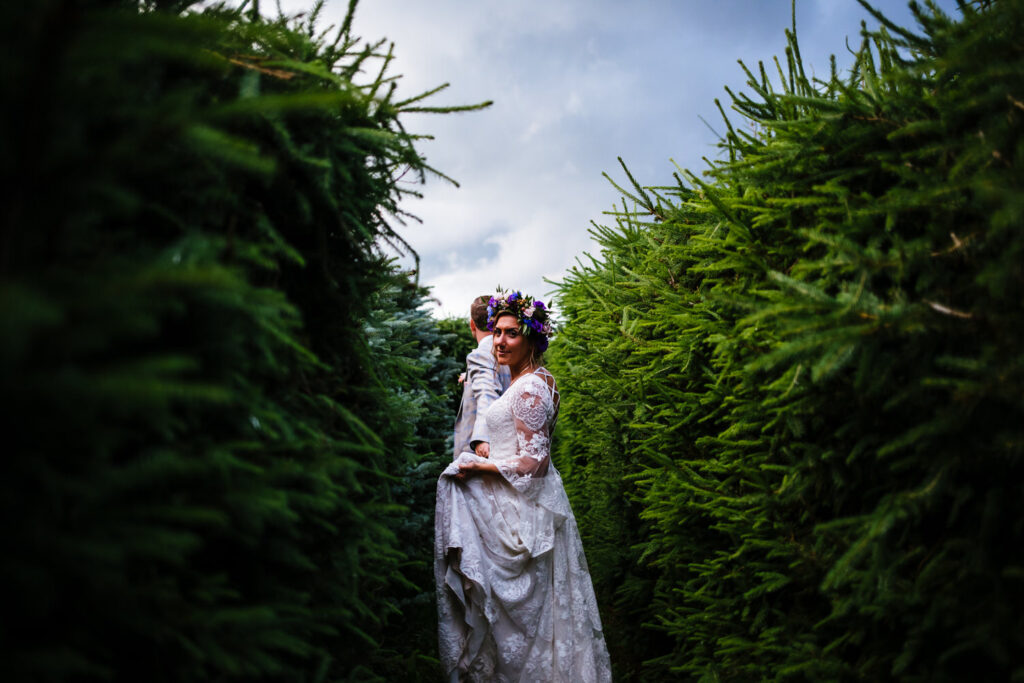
(435, 368, 612, 682)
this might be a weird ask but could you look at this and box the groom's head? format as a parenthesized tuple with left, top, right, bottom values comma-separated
(470, 295, 490, 336)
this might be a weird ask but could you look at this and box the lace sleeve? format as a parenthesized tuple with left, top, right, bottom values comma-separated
(496, 380, 552, 494)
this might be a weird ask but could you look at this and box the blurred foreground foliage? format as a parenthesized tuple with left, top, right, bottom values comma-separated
(0, 0, 480, 679)
(551, 0, 1024, 679)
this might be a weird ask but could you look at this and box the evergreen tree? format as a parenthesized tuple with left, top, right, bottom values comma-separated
(552, 1, 1024, 679)
(0, 1, 485, 680)
(361, 270, 467, 681)
(435, 315, 479, 415)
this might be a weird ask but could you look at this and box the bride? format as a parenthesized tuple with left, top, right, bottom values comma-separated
(435, 291, 613, 682)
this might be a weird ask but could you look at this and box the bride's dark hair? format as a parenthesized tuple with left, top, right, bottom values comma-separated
(523, 336, 545, 366)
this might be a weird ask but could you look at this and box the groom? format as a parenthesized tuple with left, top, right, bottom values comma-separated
(453, 295, 512, 459)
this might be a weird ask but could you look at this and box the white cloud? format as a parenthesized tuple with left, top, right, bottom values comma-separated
(276, 0, 962, 318)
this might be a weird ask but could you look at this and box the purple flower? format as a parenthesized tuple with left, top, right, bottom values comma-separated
(534, 300, 545, 310)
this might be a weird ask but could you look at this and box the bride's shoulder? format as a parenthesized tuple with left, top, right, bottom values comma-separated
(517, 367, 557, 397)
(508, 368, 558, 393)
(533, 366, 556, 387)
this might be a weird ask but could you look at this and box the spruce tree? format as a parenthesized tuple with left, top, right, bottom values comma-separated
(552, 1, 1024, 679)
(0, 1, 484, 680)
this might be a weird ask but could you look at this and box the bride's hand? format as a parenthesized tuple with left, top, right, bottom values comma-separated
(444, 453, 497, 482)
(443, 455, 474, 481)
(455, 460, 476, 482)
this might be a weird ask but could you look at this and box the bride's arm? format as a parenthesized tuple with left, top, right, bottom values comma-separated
(442, 451, 499, 481)
(455, 459, 500, 478)
(460, 382, 551, 489)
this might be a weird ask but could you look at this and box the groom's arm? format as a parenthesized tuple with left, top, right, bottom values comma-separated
(466, 346, 501, 456)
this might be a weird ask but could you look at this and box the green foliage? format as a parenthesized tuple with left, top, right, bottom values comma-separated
(435, 316, 478, 414)
(0, 1, 481, 680)
(361, 273, 466, 681)
(551, 1, 1024, 680)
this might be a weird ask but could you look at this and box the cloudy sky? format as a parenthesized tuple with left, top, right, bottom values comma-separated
(279, 0, 960, 317)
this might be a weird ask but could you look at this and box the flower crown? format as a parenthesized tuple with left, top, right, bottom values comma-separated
(486, 290, 553, 352)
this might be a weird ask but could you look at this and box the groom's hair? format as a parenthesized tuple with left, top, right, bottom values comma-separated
(470, 295, 490, 329)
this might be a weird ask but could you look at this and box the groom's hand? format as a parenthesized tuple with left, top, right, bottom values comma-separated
(474, 442, 490, 458)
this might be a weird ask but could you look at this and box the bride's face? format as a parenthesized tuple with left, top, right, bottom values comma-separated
(492, 313, 531, 368)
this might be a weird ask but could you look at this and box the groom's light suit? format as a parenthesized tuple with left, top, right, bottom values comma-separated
(453, 335, 512, 458)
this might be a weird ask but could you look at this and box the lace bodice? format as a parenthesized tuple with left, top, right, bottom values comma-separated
(485, 368, 559, 493)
